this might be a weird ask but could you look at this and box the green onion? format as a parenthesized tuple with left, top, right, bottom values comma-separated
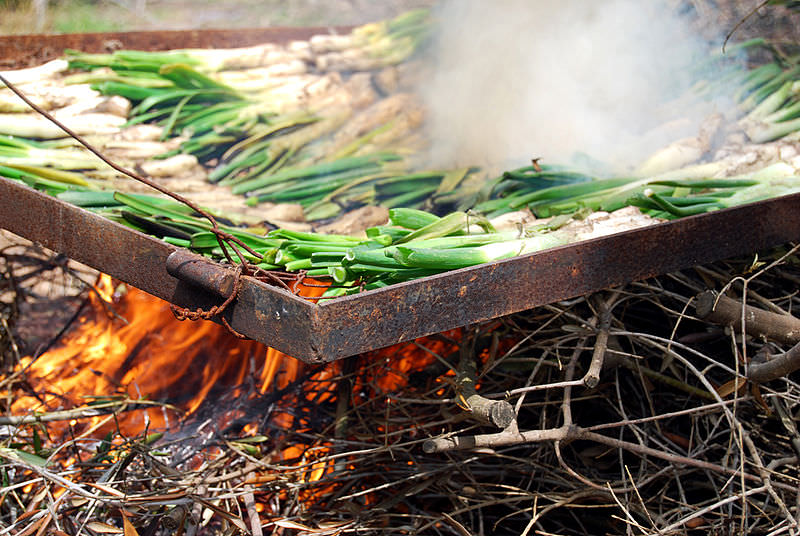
(392, 232, 570, 270)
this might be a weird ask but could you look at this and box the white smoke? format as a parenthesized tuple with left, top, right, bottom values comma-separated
(419, 0, 723, 172)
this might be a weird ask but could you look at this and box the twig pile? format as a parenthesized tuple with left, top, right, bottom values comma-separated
(1, 233, 799, 535)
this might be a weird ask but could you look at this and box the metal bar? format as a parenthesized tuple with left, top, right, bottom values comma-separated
(166, 249, 236, 299)
(0, 27, 347, 68)
(312, 192, 800, 359)
(0, 178, 320, 360)
(3, 176, 799, 362)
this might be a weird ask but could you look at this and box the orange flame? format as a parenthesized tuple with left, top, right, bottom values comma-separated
(5, 273, 475, 512)
(9, 275, 325, 435)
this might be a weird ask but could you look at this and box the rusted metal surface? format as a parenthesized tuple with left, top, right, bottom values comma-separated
(313, 191, 800, 359)
(0, 26, 348, 68)
(166, 249, 236, 299)
(2, 31, 800, 362)
(2, 177, 800, 361)
(0, 178, 320, 359)
(0, 177, 178, 301)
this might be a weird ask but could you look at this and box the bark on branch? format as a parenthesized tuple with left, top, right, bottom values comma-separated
(455, 333, 516, 429)
(695, 290, 800, 382)
(748, 341, 800, 383)
(583, 291, 620, 388)
(695, 290, 800, 345)
(423, 423, 796, 492)
(423, 424, 569, 453)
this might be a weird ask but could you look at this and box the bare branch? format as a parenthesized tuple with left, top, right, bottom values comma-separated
(583, 291, 621, 388)
(748, 341, 800, 383)
(455, 333, 516, 429)
(696, 290, 800, 346)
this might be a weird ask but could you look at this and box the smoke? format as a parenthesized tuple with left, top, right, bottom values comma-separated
(419, 0, 723, 172)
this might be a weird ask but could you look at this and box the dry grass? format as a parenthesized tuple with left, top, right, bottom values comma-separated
(2, 233, 800, 535)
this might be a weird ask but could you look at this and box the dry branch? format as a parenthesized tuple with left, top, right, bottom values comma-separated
(423, 423, 569, 453)
(455, 334, 516, 429)
(748, 340, 800, 383)
(696, 290, 800, 345)
(0, 401, 163, 425)
(161, 505, 188, 531)
(423, 422, 796, 492)
(582, 291, 620, 388)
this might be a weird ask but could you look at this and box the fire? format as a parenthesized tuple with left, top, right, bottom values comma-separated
(8, 274, 324, 434)
(9, 273, 454, 435)
(262, 330, 463, 503)
(4, 272, 467, 516)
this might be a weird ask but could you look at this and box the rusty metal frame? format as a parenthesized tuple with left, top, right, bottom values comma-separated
(0, 27, 347, 68)
(3, 177, 799, 362)
(2, 29, 800, 362)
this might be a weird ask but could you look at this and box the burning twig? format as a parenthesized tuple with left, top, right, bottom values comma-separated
(0, 399, 172, 426)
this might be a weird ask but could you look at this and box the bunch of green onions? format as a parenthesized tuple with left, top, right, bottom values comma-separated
(475, 161, 800, 220)
(0, 135, 111, 193)
(231, 155, 479, 220)
(259, 208, 570, 300)
(739, 71, 800, 143)
(79, 63, 267, 160)
(694, 39, 800, 143)
(64, 40, 466, 220)
(68, 60, 477, 220)
(64, 9, 431, 74)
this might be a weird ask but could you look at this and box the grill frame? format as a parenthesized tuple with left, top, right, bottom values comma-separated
(3, 177, 799, 362)
(0, 27, 345, 67)
(2, 29, 799, 362)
